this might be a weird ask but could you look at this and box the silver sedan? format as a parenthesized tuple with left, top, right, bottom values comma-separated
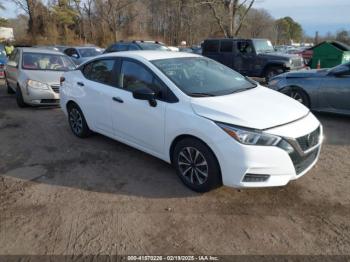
(269, 62, 350, 116)
(5, 47, 76, 107)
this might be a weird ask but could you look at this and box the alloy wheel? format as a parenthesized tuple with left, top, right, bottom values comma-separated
(69, 108, 83, 135)
(177, 147, 209, 185)
(290, 91, 304, 103)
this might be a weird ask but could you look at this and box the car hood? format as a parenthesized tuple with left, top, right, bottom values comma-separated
(258, 52, 298, 60)
(190, 86, 309, 130)
(283, 69, 329, 78)
(23, 70, 64, 85)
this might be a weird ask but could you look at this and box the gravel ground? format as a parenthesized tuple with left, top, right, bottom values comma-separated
(0, 81, 349, 256)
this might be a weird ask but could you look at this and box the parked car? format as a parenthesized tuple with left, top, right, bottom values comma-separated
(104, 40, 170, 53)
(168, 46, 179, 52)
(5, 47, 76, 107)
(269, 62, 350, 116)
(0, 44, 7, 78)
(60, 51, 322, 192)
(202, 38, 304, 82)
(64, 46, 103, 65)
(178, 47, 193, 53)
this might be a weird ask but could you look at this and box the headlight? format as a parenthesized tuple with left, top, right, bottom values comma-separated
(27, 80, 49, 90)
(216, 123, 281, 146)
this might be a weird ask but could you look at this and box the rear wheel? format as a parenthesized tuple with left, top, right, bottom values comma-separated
(16, 86, 28, 108)
(173, 138, 221, 192)
(67, 103, 91, 138)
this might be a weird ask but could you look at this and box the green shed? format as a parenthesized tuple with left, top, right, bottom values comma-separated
(310, 41, 350, 69)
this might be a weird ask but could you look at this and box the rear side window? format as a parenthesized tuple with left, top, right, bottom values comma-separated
(220, 41, 233, 53)
(83, 59, 116, 86)
(203, 40, 219, 53)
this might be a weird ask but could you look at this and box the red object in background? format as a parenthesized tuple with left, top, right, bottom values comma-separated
(0, 71, 4, 77)
(302, 49, 313, 66)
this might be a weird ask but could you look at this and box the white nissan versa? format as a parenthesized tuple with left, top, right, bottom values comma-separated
(60, 51, 323, 192)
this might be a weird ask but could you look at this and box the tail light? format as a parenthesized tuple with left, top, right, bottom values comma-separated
(60, 76, 65, 86)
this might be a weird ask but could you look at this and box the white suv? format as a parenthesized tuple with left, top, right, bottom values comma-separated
(60, 51, 323, 192)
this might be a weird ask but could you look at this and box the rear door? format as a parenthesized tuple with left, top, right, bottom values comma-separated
(5, 48, 20, 88)
(219, 40, 234, 69)
(202, 40, 220, 62)
(78, 58, 118, 136)
(320, 65, 350, 112)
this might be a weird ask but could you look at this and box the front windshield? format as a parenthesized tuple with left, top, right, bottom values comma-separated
(152, 57, 256, 97)
(138, 43, 169, 51)
(78, 48, 103, 57)
(253, 39, 274, 53)
(22, 52, 76, 71)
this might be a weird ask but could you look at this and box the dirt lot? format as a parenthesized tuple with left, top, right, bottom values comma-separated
(0, 81, 349, 256)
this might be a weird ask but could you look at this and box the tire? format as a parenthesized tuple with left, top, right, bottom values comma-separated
(67, 103, 91, 138)
(16, 86, 28, 108)
(5, 78, 15, 94)
(265, 66, 284, 83)
(287, 88, 310, 108)
(173, 138, 222, 192)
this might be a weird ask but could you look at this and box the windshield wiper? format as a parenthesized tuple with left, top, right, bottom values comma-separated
(188, 92, 215, 97)
(229, 86, 256, 95)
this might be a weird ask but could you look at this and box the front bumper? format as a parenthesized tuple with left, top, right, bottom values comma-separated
(214, 114, 322, 188)
(22, 84, 60, 106)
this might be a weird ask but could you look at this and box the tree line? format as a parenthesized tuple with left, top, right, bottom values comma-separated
(1, 0, 313, 47)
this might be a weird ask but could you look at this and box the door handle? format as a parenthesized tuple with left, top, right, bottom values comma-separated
(112, 97, 124, 103)
(77, 82, 84, 86)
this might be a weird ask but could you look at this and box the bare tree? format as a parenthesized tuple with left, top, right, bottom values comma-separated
(202, 0, 255, 37)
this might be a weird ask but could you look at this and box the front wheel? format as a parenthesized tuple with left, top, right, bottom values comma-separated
(16, 86, 28, 108)
(288, 89, 310, 108)
(173, 138, 222, 192)
(67, 103, 91, 138)
(5, 78, 15, 94)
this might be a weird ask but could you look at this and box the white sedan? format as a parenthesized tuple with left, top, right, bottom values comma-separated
(60, 51, 323, 192)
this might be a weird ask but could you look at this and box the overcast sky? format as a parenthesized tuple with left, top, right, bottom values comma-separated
(255, 0, 350, 36)
(0, 0, 349, 36)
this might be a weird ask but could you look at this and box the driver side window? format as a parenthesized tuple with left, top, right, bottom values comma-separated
(237, 41, 254, 55)
(119, 60, 163, 98)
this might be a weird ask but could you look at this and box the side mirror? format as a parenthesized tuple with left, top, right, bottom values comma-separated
(132, 86, 157, 107)
(7, 61, 18, 68)
(71, 54, 79, 59)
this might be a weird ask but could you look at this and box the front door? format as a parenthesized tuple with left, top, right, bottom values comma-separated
(110, 59, 166, 155)
(234, 40, 256, 76)
(320, 66, 350, 112)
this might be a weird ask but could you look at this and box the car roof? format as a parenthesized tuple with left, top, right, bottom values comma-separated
(68, 46, 99, 49)
(99, 50, 199, 61)
(20, 47, 64, 55)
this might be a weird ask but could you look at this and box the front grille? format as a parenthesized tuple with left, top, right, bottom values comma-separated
(292, 58, 303, 68)
(51, 85, 60, 93)
(290, 149, 319, 175)
(296, 127, 320, 152)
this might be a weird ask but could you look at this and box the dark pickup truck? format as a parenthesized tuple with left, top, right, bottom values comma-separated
(202, 38, 304, 81)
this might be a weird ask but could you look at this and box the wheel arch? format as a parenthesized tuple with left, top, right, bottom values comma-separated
(169, 134, 223, 183)
(282, 85, 312, 108)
